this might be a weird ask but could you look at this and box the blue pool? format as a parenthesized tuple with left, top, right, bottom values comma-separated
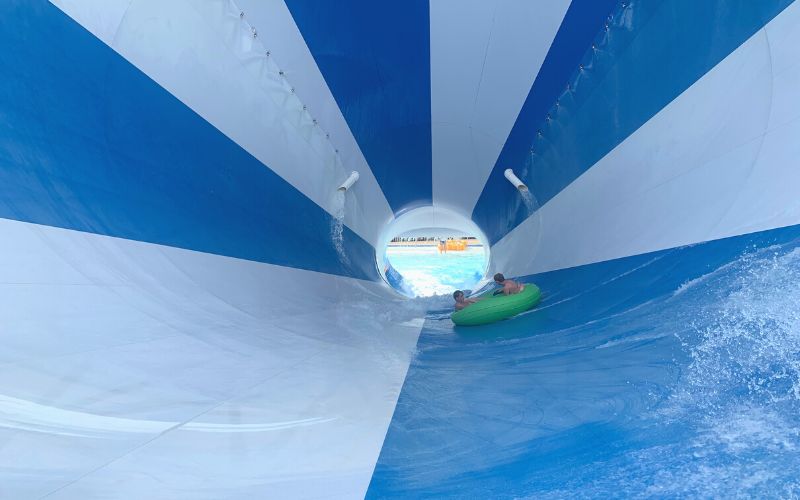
(385, 246, 487, 297)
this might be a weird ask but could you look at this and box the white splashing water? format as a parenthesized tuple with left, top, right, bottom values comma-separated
(538, 243, 800, 498)
(519, 188, 538, 215)
(330, 189, 349, 265)
(678, 247, 800, 410)
(645, 245, 800, 496)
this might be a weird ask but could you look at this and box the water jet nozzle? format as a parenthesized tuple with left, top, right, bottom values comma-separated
(338, 171, 359, 192)
(504, 169, 528, 192)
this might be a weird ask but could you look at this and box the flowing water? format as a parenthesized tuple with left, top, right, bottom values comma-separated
(385, 246, 486, 297)
(519, 188, 538, 215)
(330, 189, 349, 265)
(370, 234, 800, 498)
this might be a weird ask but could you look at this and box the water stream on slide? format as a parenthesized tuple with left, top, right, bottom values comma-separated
(370, 237, 800, 498)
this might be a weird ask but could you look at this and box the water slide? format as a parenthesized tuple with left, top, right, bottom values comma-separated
(2, 0, 799, 497)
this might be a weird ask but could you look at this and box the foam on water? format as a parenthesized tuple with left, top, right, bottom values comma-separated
(681, 247, 800, 405)
(558, 244, 800, 497)
(371, 235, 800, 498)
(658, 247, 800, 495)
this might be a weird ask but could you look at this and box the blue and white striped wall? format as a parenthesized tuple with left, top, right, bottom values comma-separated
(1, 0, 799, 497)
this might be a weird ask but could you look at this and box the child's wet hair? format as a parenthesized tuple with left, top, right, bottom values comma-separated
(453, 290, 464, 299)
(494, 273, 505, 282)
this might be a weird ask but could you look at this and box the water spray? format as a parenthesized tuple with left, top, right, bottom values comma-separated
(331, 172, 357, 265)
(505, 168, 537, 215)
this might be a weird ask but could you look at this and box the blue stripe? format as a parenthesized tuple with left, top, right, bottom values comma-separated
(470, 0, 617, 243)
(472, 0, 793, 245)
(367, 220, 800, 497)
(286, 0, 432, 214)
(0, 1, 378, 281)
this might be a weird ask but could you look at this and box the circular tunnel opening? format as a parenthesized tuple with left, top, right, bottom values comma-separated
(377, 207, 490, 297)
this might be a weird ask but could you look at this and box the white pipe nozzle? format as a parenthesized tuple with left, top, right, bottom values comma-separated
(504, 169, 528, 191)
(338, 171, 359, 191)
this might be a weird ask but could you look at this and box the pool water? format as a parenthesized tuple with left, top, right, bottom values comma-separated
(385, 246, 487, 297)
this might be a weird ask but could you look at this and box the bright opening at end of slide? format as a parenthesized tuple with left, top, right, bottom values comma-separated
(377, 207, 491, 298)
(385, 233, 487, 297)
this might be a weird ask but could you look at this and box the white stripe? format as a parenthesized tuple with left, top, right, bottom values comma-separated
(50, 0, 393, 245)
(492, 1, 800, 276)
(0, 218, 424, 498)
(431, 0, 571, 214)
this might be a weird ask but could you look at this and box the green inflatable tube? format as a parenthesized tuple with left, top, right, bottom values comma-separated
(451, 284, 541, 326)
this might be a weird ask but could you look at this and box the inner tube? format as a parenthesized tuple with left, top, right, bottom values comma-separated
(451, 284, 541, 326)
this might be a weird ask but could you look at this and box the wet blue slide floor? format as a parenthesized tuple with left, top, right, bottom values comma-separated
(369, 223, 800, 498)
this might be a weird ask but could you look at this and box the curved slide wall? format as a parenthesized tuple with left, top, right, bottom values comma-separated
(1, 0, 800, 498)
